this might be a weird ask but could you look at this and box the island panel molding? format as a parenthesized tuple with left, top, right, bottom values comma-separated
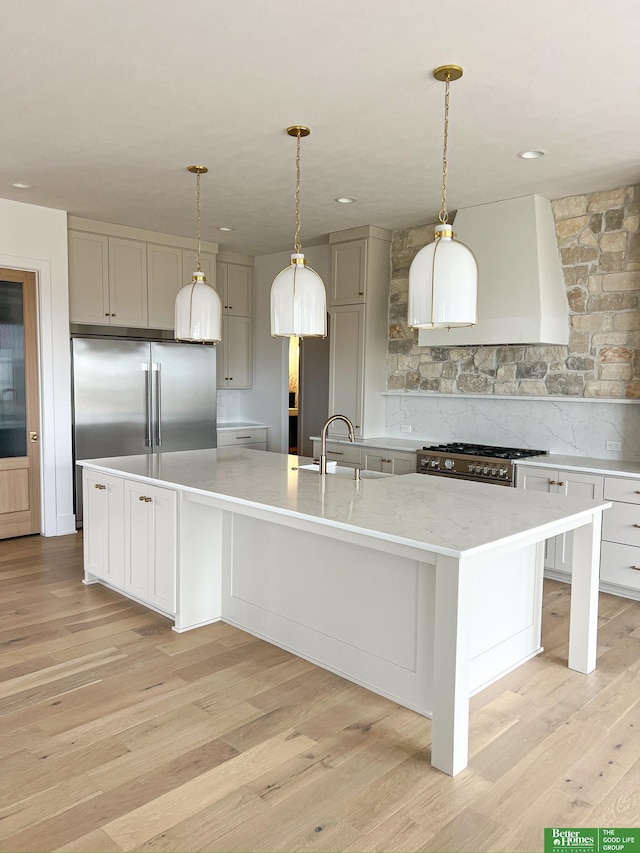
(78, 447, 609, 776)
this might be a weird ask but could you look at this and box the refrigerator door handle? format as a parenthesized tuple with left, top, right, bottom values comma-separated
(143, 363, 152, 447)
(153, 362, 162, 447)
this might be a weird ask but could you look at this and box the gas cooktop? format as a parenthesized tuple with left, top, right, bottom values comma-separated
(421, 443, 548, 460)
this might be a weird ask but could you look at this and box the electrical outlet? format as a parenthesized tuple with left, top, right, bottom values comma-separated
(400, 424, 413, 434)
(605, 439, 622, 452)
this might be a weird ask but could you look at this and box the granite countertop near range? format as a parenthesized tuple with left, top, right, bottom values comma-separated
(309, 435, 429, 452)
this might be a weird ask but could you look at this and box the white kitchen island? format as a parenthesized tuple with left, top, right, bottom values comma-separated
(78, 447, 609, 777)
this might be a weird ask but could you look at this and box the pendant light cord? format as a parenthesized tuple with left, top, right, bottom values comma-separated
(294, 130, 302, 254)
(439, 72, 451, 225)
(195, 170, 202, 272)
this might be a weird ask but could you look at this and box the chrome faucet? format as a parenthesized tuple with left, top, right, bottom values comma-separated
(319, 414, 355, 474)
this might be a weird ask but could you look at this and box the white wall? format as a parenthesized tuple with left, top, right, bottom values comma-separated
(249, 244, 330, 452)
(0, 198, 75, 536)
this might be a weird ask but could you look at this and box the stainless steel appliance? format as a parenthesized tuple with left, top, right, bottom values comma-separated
(72, 336, 217, 525)
(416, 442, 547, 486)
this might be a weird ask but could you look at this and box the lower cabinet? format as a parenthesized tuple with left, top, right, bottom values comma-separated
(83, 469, 176, 616)
(517, 466, 603, 574)
(82, 469, 125, 589)
(364, 450, 416, 475)
(124, 480, 177, 614)
(217, 426, 268, 451)
(517, 464, 640, 600)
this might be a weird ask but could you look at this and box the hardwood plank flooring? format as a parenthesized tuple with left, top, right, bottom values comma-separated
(0, 532, 638, 852)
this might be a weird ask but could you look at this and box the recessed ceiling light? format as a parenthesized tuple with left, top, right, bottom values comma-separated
(517, 150, 547, 160)
(217, 226, 234, 232)
(334, 196, 357, 204)
(8, 180, 33, 189)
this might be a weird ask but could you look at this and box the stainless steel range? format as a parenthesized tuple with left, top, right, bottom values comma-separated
(416, 443, 547, 486)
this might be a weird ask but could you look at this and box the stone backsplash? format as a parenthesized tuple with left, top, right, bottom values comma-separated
(388, 184, 640, 398)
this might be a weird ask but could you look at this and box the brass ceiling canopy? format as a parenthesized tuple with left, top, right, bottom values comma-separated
(286, 126, 310, 138)
(187, 165, 208, 174)
(433, 64, 464, 82)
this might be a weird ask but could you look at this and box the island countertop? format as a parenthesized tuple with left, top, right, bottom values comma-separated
(78, 447, 610, 560)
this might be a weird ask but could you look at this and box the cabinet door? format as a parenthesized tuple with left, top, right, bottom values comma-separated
(225, 264, 253, 315)
(82, 470, 124, 588)
(330, 240, 367, 305)
(68, 232, 110, 324)
(224, 315, 253, 388)
(328, 304, 364, 437)
(147, 245, 183, 330)
(108, 238, 148, 327)
(390, 453, 415, 475)
(183, 251, 217, 291)
(124, 480, 176, 613)
(516, 465, 557, 570)
(555, 472, 604, 573)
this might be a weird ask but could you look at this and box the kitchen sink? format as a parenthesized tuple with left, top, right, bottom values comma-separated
(296, 463, 390, 479)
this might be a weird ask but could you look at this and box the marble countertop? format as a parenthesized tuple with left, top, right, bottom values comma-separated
(515, 454, 640, 478)
(310, 435, 427, 452)
(78, 448, 609, 560)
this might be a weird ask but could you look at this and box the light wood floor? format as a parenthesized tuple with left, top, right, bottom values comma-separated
(0, 534, 638, 853)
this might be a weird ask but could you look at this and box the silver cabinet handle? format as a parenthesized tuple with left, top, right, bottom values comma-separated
(631, 565, 640, 571)
(633, 524, 640, 529)
(138, 495, 153, 503)
(328, 450, 344, 455)
(94, 483, 106, 490)
(235, 435, 252, 440)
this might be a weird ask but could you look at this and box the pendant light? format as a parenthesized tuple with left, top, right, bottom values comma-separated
(175, 165, 222, 343)
(408, 65, 478, 330)
(270, 126, 327, 338)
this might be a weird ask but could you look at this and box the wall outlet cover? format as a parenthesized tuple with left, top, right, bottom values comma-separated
(605, 439, 622, 451)
(400, 424, 413, 433)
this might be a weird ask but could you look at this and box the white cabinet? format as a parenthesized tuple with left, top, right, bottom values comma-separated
(68, 222, 220, 331)
(108, 237, 148, 327)
(327, 226, 392, 439)
(82, 469, 124, 590)
(218, 426, 268, 451)
(123, 479, 177, 615)
(330, 238, 367, 304)
(311, 439, 363, 470)
(516, 465, 604, 576)
(147, 244, 183, 330)
(68, 232, 110, 324)
(364, 449, 416, 475)
(216, 261, 253, 389)
(600, 475, 640, 598)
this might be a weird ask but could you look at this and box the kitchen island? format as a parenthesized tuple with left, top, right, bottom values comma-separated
(78, 447, 609, 776)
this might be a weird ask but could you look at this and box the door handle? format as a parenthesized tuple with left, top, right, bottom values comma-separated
(154, 363, 162, 447)
(143, 363, 152, 447)
(29, 431, 38, 442)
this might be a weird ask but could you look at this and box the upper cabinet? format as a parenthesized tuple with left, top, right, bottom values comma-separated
(68, 219, 220, 331)
(327, 226, 392, 439)
(216, 261, 254, 389)
(330, 239, 367, 305)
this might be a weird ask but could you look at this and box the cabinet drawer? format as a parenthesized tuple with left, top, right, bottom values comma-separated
(218, 428, 267, 447)
(600, 541, 640, 591)
(602, 501, 640, 547)
(311, 441, 362, 465)
(604, 476, 640, 505)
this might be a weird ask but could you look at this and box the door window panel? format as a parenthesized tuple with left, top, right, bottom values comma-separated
(0, 281, 27, 458)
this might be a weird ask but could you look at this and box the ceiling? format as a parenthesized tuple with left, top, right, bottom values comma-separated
(2, 0, 639, 257)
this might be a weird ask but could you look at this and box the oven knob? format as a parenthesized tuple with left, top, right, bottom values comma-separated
(444, 458, 455, 470)
(483, 465, 491, 475)
(468, 463, 475, 472)
(491, 467, 499, 477)
(430, 459, 440, 469)
(499, 467, 508, 478)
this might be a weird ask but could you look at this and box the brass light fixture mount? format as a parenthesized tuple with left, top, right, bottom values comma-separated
(187, 165, 209, 174)
(286, 126, 310, 138)
(433, 64, 463, 82)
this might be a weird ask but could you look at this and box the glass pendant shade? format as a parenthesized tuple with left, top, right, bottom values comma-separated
(408, 225, 478, 329)
(175, 273, 222, 342)
(271, 253, 327, 337)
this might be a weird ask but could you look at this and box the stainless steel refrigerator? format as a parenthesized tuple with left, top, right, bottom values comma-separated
(72, 336, 217, 526)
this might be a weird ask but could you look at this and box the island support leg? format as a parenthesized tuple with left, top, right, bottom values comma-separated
(568, 513, 602, 674)
(431, 553, 473, 776)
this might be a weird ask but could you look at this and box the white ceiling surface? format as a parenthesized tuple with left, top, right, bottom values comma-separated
(2, 0, 639, 257)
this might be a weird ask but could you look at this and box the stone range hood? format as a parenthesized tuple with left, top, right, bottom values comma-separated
(417, 194, 569, 347)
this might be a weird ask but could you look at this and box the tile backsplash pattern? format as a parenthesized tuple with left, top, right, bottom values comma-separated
(388, 184, 640, 398)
